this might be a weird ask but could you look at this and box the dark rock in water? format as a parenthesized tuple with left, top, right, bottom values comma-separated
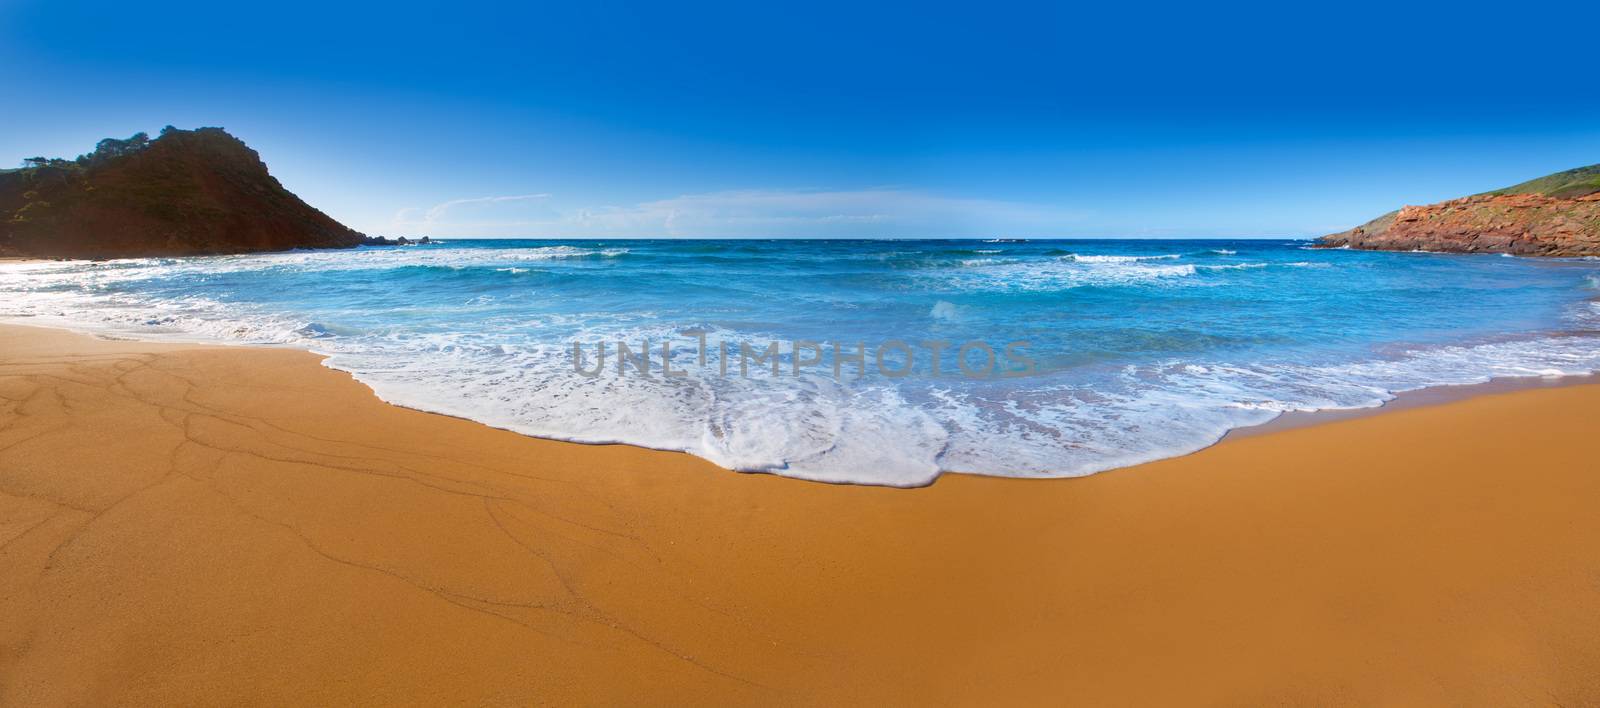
(1316, 164, 1600, 257)
(0, 127, 366, 259)
(361, 235, 431, 247)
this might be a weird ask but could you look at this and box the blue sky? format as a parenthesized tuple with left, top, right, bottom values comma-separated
(3, 0, 1597, 238)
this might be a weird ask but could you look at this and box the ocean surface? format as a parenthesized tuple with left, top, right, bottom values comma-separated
(4, 239, 1599, 486)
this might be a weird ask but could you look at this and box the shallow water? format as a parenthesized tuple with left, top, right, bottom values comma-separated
(4, 239, 1598, 486)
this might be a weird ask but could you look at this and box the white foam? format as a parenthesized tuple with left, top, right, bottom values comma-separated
(929, 258, 1198, 293)
(1064, 254, 1181, 263)
(1196, 261, 1328, 272)
(5, 252, 1600, 488)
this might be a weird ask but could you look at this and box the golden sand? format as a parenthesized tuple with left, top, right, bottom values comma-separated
(1, 323, 1597, 705)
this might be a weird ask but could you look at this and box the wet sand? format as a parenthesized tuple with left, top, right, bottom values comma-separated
(2, 323, 1597, 705)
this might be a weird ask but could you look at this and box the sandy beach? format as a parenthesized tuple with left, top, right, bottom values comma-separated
(1, 322, 1597, 705)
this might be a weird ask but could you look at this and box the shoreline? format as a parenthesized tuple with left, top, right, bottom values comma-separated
(1224, 369, 1600, 441)
(3, 321, 1600, 703)
(6, 317, 1600, 486)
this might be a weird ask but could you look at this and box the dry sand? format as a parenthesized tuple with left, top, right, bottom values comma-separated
(1, 323, 1597, 705)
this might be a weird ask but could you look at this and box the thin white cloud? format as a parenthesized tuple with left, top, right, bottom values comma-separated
(391, 193, 553, 230)
(424, 193, 551, 221)
(386, 188, 1087, 238)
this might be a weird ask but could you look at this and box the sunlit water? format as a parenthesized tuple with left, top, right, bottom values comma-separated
(4, 239, 1598, 486)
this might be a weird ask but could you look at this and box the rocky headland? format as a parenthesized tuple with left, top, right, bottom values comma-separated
(1317, 164, 1600, 257)
(0, 127, 372, 259)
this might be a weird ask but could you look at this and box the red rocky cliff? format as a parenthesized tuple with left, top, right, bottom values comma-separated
(1317, 165, 1600, 257)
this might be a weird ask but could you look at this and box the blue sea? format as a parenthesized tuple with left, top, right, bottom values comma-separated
(3, 239, 1599, 486)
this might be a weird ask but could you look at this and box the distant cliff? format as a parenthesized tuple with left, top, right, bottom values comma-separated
(0, 127, 367, 259)
(1317, 164, 1600, 257)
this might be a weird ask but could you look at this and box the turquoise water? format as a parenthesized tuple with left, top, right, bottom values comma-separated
(3, 239, 1598, 485)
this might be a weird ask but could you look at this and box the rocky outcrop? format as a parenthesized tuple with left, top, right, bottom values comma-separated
(1317, 164, 1600, 257)
(0, 127, 366, 259)
(363, 235, 432, 246)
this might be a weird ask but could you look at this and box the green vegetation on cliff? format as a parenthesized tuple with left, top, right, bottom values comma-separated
(1483, 163, 1600, 200)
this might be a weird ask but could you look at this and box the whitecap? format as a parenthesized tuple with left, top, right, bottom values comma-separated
(1064, 254, 1181, 263)
(6, 242, 1599, 488)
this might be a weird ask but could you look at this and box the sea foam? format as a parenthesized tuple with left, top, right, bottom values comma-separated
(4, 239, 1599, 486)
